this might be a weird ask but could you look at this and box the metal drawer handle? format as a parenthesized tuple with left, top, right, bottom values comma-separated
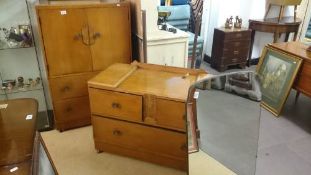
(235, 33, 242, 38)
(66, 107, 72, 112)
(73, 33, 83, 40)
(180, 143, 187, 151)
(234, 50, 239, 55)
(62, 86, 70, 92)
(113, 130, 122, 136)
(232, 58, 238, 62)
(112, 102, 121, 109)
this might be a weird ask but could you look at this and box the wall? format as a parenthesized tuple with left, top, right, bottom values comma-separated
(201, 0, 308, 59)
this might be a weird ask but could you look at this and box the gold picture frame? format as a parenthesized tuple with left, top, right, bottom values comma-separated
(256, 45, 302, 116)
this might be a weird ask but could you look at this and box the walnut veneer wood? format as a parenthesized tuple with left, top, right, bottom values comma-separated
(0, 99, 38, 174)
(211, 27, 251, 72)
(269, 42, 311, 98)
(36, 1, 132, 131)
(88, 62, 208, 170)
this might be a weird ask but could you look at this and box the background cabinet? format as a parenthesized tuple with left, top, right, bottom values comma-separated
(36, 1, 132, 131)
(0, 0, 49, 130)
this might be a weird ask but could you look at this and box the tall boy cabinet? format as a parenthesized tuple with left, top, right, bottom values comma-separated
(36, 2, 132, 131)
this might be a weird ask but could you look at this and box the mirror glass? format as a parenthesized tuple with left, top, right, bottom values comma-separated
(188, 71, 262, 175)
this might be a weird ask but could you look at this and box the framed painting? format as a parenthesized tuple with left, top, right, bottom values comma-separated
(256, 46, 302, 116)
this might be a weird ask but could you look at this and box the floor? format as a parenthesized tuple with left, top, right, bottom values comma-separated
(201, 61, 311, 175)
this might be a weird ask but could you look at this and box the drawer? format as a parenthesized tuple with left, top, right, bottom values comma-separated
(49, 73, 97, 101)
(224, 31, 251, 41)
(92, 116, 187, 158)
(223, 40, 251, 49)
(155, 98, 186, 131)
(53, 96, 91, 123)
(89, 88, 142, 122)
(222, 47, 249, 58)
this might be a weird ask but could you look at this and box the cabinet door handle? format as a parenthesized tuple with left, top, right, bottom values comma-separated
(92, 32, 101, 40)
(73, 33, 82, 40)
(112, 102, 121, 109)
(113, 130, 122, 136)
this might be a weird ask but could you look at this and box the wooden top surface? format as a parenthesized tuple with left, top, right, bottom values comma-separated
(269, 42, 311, 63)
(0, 98, 38, 166)
(36, 0, 128, 9)
(88, 62, 208, 101)
(216, 27, 250, 33)
(249, 17, 301, 25)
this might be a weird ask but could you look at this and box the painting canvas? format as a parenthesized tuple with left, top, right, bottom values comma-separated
(256, 46, 302, 116)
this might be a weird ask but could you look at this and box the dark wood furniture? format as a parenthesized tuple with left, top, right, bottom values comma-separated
(0, 99, 38, 174)
(88, 62, 207, 170)
(248, 17, 301, 63)
(211, 27, 251, 72)
(269, 42, 311, 100)
(36, 1, 132, 131)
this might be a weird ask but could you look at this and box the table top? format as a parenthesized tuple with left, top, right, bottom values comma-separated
(249, 17, 301, 25)
(0, 98, 38, 167)
(88, 62, 208, 101)
(269, 42, 311, 63)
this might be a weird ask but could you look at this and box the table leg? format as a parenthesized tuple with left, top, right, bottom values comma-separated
(285, 32, 290, 42)
(248, 28, 256, 66)
(273, 32, 279, 43)
(294, 31, 298, 41)
(294, 5, 297, 21)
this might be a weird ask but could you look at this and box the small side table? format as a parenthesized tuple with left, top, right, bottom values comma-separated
(248, 17, 301, 64)
(211, 27, 251, 72)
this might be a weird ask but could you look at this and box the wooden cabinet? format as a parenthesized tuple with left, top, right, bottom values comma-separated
(36, 1, 132, 131)
(211, 27, 251, 72)
(88, 62, 208, 170)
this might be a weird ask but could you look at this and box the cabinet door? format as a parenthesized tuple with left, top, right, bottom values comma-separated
(86, 5, 132, 71)
(38, 8, 92, 76)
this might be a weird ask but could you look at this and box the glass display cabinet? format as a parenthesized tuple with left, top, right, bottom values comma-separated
(0, 0, 50, 130)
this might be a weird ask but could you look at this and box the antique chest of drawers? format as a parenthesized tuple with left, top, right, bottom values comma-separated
(211, 27, 251, 72)
(88, 62, 207, 170)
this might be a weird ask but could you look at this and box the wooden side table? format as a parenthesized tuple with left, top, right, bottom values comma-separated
(248, 17, 301, 64)
(0, 99, 38, 174)
(211, 27, 251, 72)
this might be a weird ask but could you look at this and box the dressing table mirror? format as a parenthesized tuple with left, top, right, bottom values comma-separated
(187, 71, 262, 175)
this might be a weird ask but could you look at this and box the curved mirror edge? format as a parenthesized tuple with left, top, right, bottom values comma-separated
(187, 71, 262, 175)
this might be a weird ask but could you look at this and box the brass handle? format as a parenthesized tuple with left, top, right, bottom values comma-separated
(180, 143, 187, 151)
(113, 130, 122, 136)
(232, 58, 238, 62)
(92, 32, 101, 40)
(66, 107, 72, 112)
(112, 102, 121, 109)
(233, 50, 239, 55)
(235, 33, 242, 38)
(62, 86, 70, 92)
(73, 33, 82, 40)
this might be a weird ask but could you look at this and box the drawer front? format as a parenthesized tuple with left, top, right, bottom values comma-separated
(224, 31, 251, 41)
(49, 73, 97, 101)
(92, 116, 187, 158)
(53, 96, 91, 123)
(155, 99, 186, 131)
(222, 47, 249, 59)
(223, 40, 250, 50)
(89, 88, 142, 122)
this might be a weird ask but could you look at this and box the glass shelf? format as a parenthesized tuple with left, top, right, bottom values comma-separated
(0, 84, 43, 95)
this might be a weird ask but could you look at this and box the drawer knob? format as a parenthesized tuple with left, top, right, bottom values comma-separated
(113, 130, 122, 136)
(112, 102, 121, 109)
(233, 50, 239, 55)
(180, 143, 187, 151)
(62, 86, 70, 92)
